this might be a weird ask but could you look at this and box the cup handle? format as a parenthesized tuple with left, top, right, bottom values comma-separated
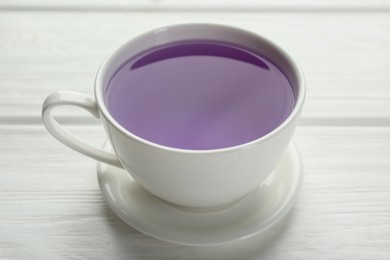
(42, 90, 123, 168)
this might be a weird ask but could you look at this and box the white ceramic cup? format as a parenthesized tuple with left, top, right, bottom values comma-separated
(42, 23, 305, 208)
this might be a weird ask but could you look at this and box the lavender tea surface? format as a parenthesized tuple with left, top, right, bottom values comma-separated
(105, 41, 294, 150)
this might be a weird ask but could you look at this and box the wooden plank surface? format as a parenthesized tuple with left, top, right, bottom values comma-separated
(1, 12, 390, 124)
(0, 125, 389, 259)
(1, 0, 390, 11)
(1, 1, 390, 258)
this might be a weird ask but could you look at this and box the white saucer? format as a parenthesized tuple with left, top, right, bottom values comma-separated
(97, 141, 303, 246)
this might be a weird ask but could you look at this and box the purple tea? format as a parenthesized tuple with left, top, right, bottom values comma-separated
(105, 41, 295, 150)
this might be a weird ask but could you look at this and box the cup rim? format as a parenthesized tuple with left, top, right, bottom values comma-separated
(95, 23, 306, 154)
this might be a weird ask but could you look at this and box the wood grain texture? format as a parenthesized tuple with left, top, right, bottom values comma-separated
(0, 12, 390, 124)
(1, 2, 390, 259)
(0, 125, 389, 259)
(1, 0, 390, 11)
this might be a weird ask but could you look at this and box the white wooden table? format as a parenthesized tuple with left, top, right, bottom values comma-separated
(1, 1, 390, 259)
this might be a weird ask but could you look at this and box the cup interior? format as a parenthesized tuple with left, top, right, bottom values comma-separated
(95, 24, 304, 151)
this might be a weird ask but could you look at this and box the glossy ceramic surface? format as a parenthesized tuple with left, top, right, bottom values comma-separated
(98, 141, 304, 246)
(42, 23, 305, 207)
